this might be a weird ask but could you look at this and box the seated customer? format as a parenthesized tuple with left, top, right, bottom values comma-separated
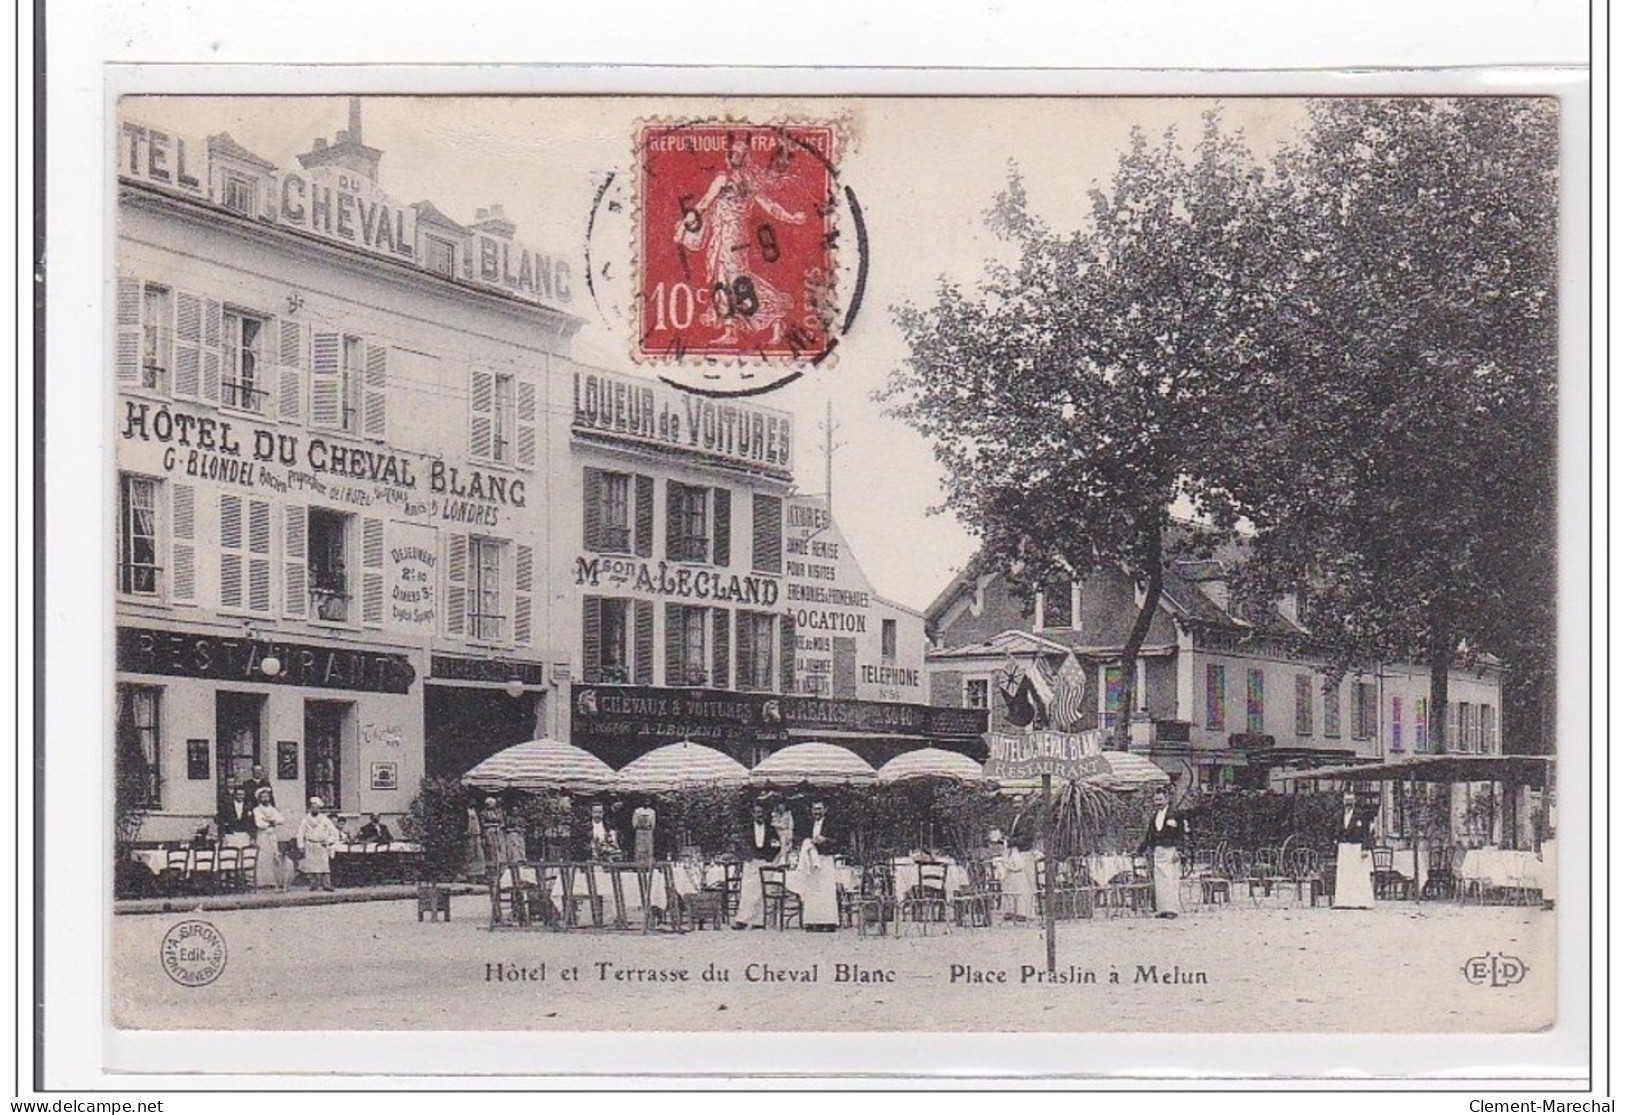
(356, 813, 394, 845)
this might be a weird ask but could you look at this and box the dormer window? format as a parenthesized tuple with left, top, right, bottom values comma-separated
(1040, 578, 1074, 629)
(222, 172, 257, 216)
(424, 234, 456, 278)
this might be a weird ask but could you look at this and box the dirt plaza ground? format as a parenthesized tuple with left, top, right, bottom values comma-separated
(112, 896, 1555, 1033)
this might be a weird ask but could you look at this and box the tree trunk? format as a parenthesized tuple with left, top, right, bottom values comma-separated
(1115, 526, 1164, 750)
(1428, 628, 1452, 755)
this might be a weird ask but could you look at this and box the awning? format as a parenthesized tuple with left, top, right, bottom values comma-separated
(1279, 753, 1553, 787)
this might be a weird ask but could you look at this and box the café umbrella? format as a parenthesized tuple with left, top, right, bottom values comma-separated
(875, 747, 985, 784)
(460, 738, 617, 795)
(748, 742, 878, 786)
(614, 739, 750, 792)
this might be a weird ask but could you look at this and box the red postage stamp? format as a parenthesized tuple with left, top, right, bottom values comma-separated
(637, 122, 838, 364)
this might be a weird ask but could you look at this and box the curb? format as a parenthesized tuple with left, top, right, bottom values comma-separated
(115, 882, 484, 916)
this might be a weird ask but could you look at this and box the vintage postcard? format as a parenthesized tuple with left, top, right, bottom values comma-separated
(103, 89, 1578, 1062)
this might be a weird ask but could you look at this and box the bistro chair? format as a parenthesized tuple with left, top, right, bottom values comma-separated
(759, 865, 803, 931)
(899, 861, 951, 933)
(1421, 844, 1454, 900)
(1371, 845, 1410, 900)
(1249, 848, 1291, 906)
(158, 847, 191, 896)
(214, 846, 242, 893)
(719, 860, 744, 921)
(190, 846, 217, 894)
(235, 846, 258, 890)
(853, 862, 896, 938)
(952, 857, 997, 928)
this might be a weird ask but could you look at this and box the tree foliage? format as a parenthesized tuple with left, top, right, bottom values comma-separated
(884, 116, 1275, 742)
(1225, 98, 1560, 751)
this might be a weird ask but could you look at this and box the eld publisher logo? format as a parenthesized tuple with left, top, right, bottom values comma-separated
(1461, 952, 1528, 988)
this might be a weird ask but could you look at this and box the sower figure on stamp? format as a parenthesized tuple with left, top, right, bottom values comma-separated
(1332, 791, 1377, 910)
(675, 134, 805, 347)
(1136, 787, 1188, 918)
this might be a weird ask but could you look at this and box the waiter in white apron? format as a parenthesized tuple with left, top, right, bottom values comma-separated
(1332, 791, 1377, 909)
(1137, 787, 1187, 918)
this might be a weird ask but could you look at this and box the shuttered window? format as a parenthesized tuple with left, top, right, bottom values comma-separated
(633, 600, 654, 685)
(116, 278, 173, 392)
(118, 473, 161, 596)
(634, 475, 654, 557)
(1481, 704, 1497, 753)
(1245, 669, 1265, 734)
(219, 492, 273, 615)
(277, 318, 305, 422)
(360, 516, 385, 628)
(469, 369, 494, 459)
(1205, 665, 1226, 731)
(513, 543, 534, 645)
(736, 611, 775, 692)
(308, 508, 351, 623)
(283, 504, 307, 619)
(443, 533, 468, 638)
(170, 482, 197, 603)
(222, 310, 269, 414)
(1294, 674, 1313, 736)
(471, 369, 533, 465)
(363, 343, 388, 440)
(1390, 696, 1404, 752)
(1352, 681, 1378, 741)
(311, 332, 342, 428)
(584, 597, 631, 683)
(172, 291, 222, 402)
(751, 494, 782, 573)
(1415, 697, 1428, 752)
(1323, 680, 1341, 738)
(667, 482, 709, 563)
(712, 608, 732, 691)
(666, 604, 709, 686)
(712, 488, 731, 566)
(470, 537, 505, 643)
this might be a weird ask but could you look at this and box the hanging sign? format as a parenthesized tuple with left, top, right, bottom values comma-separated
(982, 729, 1111, 781)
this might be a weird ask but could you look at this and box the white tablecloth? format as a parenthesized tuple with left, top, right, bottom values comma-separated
(544, 863, 699, 921)
(890, 857, 968, 899)
(1086, 854, 1137, 885)
(992, 850, 1038, 916)
(130, 848, 235, 876)
(1460, 847, 1554, 896)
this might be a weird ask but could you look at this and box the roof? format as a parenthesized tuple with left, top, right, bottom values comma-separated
(207, 132, 277, 172)
(927, 629, 1177, 662)
(1279, 753, 1553, 786)
(872, 594, 925, 619)
(412, 199, 468, 232)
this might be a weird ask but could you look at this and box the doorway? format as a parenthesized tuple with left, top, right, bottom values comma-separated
(305, 700, 353, 811)
(215, 691, 265, 798)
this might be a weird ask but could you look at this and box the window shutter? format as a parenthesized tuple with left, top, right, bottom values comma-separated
(170, 482, 197, 603)
(752, 494, 782, 573)
(173, 291, 202, 398)
(712, 488, 731, 566)
(277, 319, 305, 422)
(469, 369, 494, 460)
(1483, 705, 1497, 752)
(283, 505, 307, 619)
(363, 344, 388, 440)
(310, 332, 341, 427)
(116, 278, 142, 385)
(712, 608, 730, 690)
(664, 603, 682, 686)
(247, 499, 273, 614)
(665, 482, 683, 559)
(1446, 702, 1459, 751)
(582, 468, 603, 551)
(361, 516, 385, 627)
(200, 298, 223, 404)
(780, 614, 797, 693)
(581, 597, 602, 683)
(513, 543, 533, 645)
(516, 379, 537, 467)
(219, 493, 245, 610)
(633, 600, 654, 685)
(444, 532, 468, 637)
(634, 474, 654, 557)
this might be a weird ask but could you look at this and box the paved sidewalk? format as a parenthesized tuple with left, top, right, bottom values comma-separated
(115, 881, 484, 916)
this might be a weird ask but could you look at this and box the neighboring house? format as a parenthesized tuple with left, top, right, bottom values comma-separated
(924, 546, 1507, 808)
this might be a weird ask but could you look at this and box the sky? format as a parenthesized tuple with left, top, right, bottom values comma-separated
(120, 94, 1313, 612)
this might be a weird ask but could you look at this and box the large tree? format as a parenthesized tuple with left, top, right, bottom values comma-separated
(1226, 98, 1560, 754)
(884, 117, 1276, 746)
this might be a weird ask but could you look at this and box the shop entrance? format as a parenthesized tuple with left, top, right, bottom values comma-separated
(215, 691, 265, 797)
(424, 685, 539, 780)
(305, 700, 353, 811)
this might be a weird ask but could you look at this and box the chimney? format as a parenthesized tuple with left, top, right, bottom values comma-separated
(295, 97, 383, 184)
(348, 96, 364, 145)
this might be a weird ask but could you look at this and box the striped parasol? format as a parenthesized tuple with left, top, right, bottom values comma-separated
(875, 747, 985, 784)
(995, 751, 1171, 795)
(615, 740, 750, 792)
(460, 738, 617, 794)
(748, 742, 878, 786)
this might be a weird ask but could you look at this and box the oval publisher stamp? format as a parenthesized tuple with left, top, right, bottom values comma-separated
(159, 919, 228, 988)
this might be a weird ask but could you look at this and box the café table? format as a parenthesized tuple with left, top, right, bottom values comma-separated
(331, 841, 425, 886)
(783, 850, 857, 928)
(1459, 846, 1554, 899)
(546, 861, 699, 929)
(890, 856, 970, 901)
(991, 849, 1039, 918)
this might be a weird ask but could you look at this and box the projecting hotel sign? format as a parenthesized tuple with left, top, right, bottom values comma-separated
(982, 729, 1112, 780)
